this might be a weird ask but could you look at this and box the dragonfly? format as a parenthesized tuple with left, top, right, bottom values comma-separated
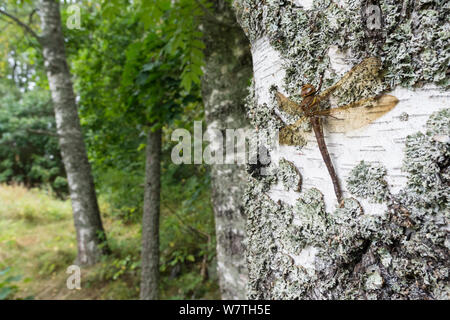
(275, 57, 399, 204)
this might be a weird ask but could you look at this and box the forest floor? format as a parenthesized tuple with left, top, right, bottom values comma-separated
(0, 184, 219, 300)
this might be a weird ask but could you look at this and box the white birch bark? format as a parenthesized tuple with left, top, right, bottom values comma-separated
(234, 0, 449, 300)
(38, 0, 107, 266)
(202, 0, 253, 299)
(253, 38, 448, 212)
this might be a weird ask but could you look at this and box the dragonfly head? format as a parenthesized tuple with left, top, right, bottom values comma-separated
(301, 84, 316, 97)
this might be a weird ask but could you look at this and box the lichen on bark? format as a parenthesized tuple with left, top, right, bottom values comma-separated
(234, 0, 449, 299)
(234, 0, 449, 93)
(245, 108, 449, 300)
(278, 158, 302, 192)
(346, 161, 390, 203)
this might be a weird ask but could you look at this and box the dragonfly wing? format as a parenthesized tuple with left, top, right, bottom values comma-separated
(318, 57, 382, 101)
(279, 117, 310, 146)
(276, 91, 302, 116)
(317, 94, 399, 133)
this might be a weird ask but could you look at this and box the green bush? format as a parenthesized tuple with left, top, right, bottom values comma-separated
(0, 267, 21, 300)
(36, 250, 76, 277)
(96, 168, 144, 223)
(0, 85, 67, 196)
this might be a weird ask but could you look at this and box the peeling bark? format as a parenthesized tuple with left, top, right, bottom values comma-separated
(38, 0, 107, 266)
(201, 0, 253, 300)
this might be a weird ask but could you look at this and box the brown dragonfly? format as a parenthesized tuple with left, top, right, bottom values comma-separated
(275, 57, 399, 203)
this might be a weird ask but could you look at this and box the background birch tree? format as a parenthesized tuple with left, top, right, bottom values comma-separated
(201, 0, 252, 300)
(233, 0, 449, 299)
(38, 0, 109, 266)
(0, 0, 109, 266)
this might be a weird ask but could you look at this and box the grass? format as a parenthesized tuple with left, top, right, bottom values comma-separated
(0, 184, 220, 300)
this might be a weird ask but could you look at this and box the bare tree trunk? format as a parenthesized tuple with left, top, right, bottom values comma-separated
(38, 0, 107, 266)
(201, 0, 253, 299)
(234, 0, 449, 299)
(140, 128, 162, 300)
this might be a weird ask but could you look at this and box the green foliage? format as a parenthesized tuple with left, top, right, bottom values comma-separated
(161, 271, 220, 300)
(162, 0, 206, 92)
(71, 0, 204, 221)
(0, 84, 67, 195)
(158, 166, 218, 299)
(74, 0, 216, 300)
(99, 0, 206, 92)
(0, 184, 72, 225)
(96, 168, 144, 222)
(119, 31, 195, 130)
(0, 268, 21, 300)
(90, 166, 217, 298)
(160, 168, 214, 268)
(0, 0, 220, 300)
(90, 239, 141, 284)
(36, 250, 76, 277)
(0, 1, 42, 84)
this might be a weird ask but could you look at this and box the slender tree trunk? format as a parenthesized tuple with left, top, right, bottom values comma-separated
(140, 128, 162, 300)
(234, 0, 449, 299)
(38, 0, 107, 266)
(201, 0, 252, 299)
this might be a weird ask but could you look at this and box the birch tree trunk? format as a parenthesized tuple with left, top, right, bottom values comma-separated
(140, 128, 162, 300)
(233, 0, 449, 299)
(201, 0, 253, 299)
(38, 0, 107, 266)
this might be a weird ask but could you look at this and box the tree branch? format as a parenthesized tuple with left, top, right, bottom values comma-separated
(28, 8, 38, 26)
(0, 9, 40, 40)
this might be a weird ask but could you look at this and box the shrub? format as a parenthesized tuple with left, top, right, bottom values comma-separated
(0, 86, 67, 196)
(0, 267, 21, 300)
